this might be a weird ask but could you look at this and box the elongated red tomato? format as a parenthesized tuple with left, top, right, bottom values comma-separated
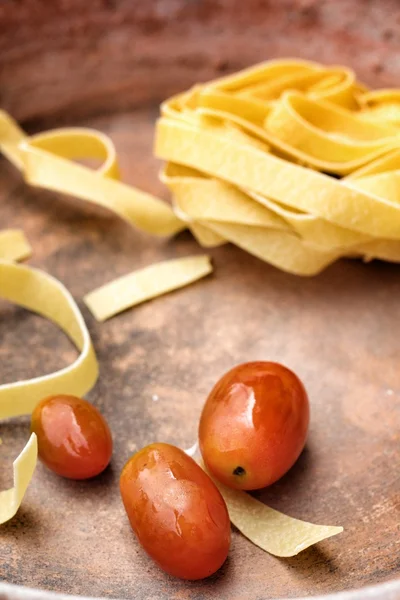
(120, 443, 231, 580)
(31, 395, 113, 479)
(199, 362, 309, 490)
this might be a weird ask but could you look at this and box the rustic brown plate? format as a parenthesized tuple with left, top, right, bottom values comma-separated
(1, 2, 400, 599)
(0, 106, 399, 600)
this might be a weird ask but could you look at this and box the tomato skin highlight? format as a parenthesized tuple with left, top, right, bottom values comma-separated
(199, 362, 310, 490)
(31, 395, 113, 480)
(119, 443, 231, 580)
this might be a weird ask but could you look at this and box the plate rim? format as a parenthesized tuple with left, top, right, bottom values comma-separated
(1, 577, 400, 600)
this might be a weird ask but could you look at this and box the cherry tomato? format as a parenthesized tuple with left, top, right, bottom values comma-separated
(199, 361, 309, 490)
(31, 395, 113, 480)
(120, 443, 231, 580)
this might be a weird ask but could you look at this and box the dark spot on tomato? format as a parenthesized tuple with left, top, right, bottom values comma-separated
(233, 466, 246, 476)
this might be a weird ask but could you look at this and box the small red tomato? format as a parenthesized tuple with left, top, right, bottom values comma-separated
(199, 362, 309, 490)
(120, 443, 231, 580)
(31, 395, 113, 480)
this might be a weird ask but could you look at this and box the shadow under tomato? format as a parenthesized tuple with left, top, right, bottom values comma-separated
(118, 545, 234, 599)
(251, 443, 314, 509)
(44, 460, 118, 494)
(184, 555, 234, 589)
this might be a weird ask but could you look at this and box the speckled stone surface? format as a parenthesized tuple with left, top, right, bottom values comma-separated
(0, 106, 399, 599)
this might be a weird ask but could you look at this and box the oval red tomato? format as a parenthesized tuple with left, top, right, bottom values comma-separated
(31, 395, 113, 479)
(199, 361, 309, 490)
(120, 443, 231, 580)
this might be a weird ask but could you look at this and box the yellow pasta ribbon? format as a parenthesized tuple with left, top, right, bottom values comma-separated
(215, 479, 343, 557)
(0, 230, 32, 262)
(162, 164, 340, 275)
(153, 60, 400, 273)
(358, 90, 400, 128)
(0, 434, 38, 525)
(0, 111, 183, 237)
(156, 118, 400, 238)
(84, 255, 213, 322)
(2, 59, 400, 276)
(0, 261, 98, 418)
(198, 462, 342, 557)
(0, 57, 399, 279)
(264, 91, 397, 172)
(0, 261, 99, 524)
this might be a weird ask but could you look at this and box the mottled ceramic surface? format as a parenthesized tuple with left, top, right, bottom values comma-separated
(1, 1, 400, 598)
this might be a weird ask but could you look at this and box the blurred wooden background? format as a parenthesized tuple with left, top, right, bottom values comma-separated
(1, 0, 399, 125)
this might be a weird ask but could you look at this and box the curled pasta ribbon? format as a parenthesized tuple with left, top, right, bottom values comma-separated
(161, 163, 341, 276)
(264, 92, 397, 173)
(0, 111, 183, 237)
(155, 59, 400, 274)
(0, 261, 99, 524)
(0, 261, 98, 418)
(208, 59, 362, 108)
(358, 90, 400, 128)
(0, 434, 38, 525)
(2, 59, 400, 277)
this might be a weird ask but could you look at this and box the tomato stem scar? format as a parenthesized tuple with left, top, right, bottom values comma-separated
(233, 466, 246, 476)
